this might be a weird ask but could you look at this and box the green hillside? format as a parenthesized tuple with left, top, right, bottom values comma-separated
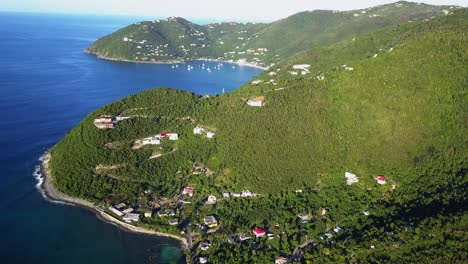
(86, 1, 461, 68)
(53, 7, 467, 263)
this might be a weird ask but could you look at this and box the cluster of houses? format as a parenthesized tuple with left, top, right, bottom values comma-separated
(140, 131, 179, 146)
(221, 190, 255, 198)
(289, 64, 311, 76)
(94, 115, 130, 129)
(108, 202, 151, 223)
(246, 96, 265, 107)
(193, 125, 215, 139)
(345, 172, 388, 185)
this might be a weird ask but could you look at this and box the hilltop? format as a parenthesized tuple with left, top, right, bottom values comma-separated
(85, 1, 461, 68)
(50, 8, 468, 263)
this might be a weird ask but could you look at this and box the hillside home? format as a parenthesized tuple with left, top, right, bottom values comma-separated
(182, 187, 194, 197)
(169, 218, 179, 225)
(206, 132, 215, 139)
(275, 257, 288, 264)
(251, 80, 263, 85)
(142, 136, 161, 145)
(193, 125, 205, 135)
(160, 132, 178, 140)
(123, 213, 140, 222)
(94, 115, 113, 123)
(376, 175, 387, 185)
(333, 226, 342, 233)
(222, 192, 230, 198)
(246, 96, 265, 107)
(232, 193, 241, 197)
(94, 122, 114, 129)
(297, 212, 312, 223)
(122, 208, 134, 214)
(204, 216, 218, 228)
(144, 211, 152, 218)
(345, 172, 359, 185)
(199, 257, 208, 264)
(205, 195, 217, 205)
(320, 207, 327, 215)
(239, 232, 251, 241)
(252, 227, 266, 237)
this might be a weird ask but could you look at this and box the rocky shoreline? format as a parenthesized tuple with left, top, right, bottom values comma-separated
(39, 152, 189, 249)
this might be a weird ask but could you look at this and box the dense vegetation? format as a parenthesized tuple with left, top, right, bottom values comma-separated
(86, 1, 459, 67)
(51, 6, 467, 263)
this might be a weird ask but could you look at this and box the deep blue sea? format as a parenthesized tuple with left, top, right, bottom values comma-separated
(0, 12, 262, 264)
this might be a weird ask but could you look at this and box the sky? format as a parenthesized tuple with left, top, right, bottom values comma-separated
(0, 0, 466, 21)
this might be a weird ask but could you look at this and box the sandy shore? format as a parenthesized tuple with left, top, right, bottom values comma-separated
(40, 152, 188, 249)
(85, 50, 268, 70)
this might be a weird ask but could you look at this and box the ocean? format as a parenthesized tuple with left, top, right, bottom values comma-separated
(0, 12, 262, 264)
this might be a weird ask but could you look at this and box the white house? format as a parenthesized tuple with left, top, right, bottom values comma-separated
(193, 126, 205, 135)
(199, 257, 208, 264)
(247, 96, 265, 107)
(166, 133, 179, 140)
(251, 80, 263, 85)
(123, 213, 140, 222)
(206, 132, 215, 139)
(345, 172, 359, 185)
(241, 190, 253, 197)
(292, 64, 311, 70)
(109, 206, 123, 216)
(142, 136, 161, 145)
(205, 195, 217, 205)
(222, 192, 230, 198)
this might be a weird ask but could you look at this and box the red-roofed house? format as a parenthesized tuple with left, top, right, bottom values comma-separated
(252, 227, 266, 238)
(182, 187, 194, 197)
(376, 176, 387, 185)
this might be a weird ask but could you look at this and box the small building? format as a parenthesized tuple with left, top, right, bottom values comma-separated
(144, 211, 152, 218)
(142, 136, 161, 145)
(206, 132, 215, 139)
(123, 213, 140, 222)
(122, 208, 134, 214)
(267, 233, 275, 240)
(333, 226, 342, 233)
(246, 96, 265, 107)
(292, 64, 311, 70)
(204, 216, 218, 228)
(345, 172, 359, 185)
(115, 116, 130, 121)
(159, 132, 178, 140)
(297, 212, 312, 223)
(251, 80, 263, 85)
(109, 206, 123, 216)
(199, 257, 208, 264)
(376, 175, 387, 185)
(320, 207, 327, 216)
(222, 192, 230, 198)
(252, 227, 266, 238)
(205, 195, 217, 205)
(193, 126, 205, 135)
(199, 242, 211, 251)
(95, 122, 114, 129)
(169, 218, 179, 225)
(269, 71, 277, 76)
(182, 187, 194, 197)
(295, 190, 303, 193)
(232, 193, 241, 198)
(275, 257, 288, 264)
(241, 190, 252, 197)
(239, 232, 251, 241)
(94, 115, 113, 123)
(363, 210, 370, 216)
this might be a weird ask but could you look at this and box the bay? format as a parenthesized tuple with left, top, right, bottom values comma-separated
(0, 12, 262, 264)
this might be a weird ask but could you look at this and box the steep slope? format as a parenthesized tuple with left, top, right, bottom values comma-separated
(86, 1, 461, 67)
(51, 9, 467, 263)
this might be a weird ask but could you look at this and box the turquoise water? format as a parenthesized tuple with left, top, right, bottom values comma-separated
(0, 12, 262, 263)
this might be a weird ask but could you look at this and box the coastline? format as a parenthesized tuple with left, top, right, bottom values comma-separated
(85, 49, 269, 70)
(39, 151, 189, 250)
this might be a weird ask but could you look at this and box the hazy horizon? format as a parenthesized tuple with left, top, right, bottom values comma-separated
(1, 0, 466, 22)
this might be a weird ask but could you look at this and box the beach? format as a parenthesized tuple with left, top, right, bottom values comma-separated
(40, 152, 189, 249)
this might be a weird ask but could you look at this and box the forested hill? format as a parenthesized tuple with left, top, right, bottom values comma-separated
(52, 9, 467, 263)
(85, 1, 461, 68)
